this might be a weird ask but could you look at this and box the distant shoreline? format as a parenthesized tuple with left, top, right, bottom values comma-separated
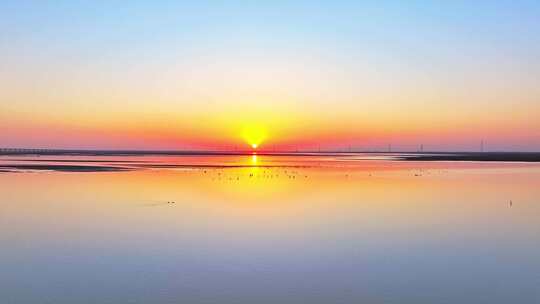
(1, 149, 540, 162)
(400, 152, 540, 162)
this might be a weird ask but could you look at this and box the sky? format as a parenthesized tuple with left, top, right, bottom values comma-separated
(1, 1, 539, 151)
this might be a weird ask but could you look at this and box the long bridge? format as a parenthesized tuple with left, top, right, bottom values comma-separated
(0, 148, 345, 156)
(0, 148, 61, 154)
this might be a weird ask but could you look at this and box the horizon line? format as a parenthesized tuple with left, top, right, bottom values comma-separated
(1, 148, 539, 155)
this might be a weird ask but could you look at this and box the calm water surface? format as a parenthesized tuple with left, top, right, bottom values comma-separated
(1, 154, 539, 303)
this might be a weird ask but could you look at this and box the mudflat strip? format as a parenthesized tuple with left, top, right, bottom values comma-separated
(402, 152, 540, 162)
(0, 164, 132, 172)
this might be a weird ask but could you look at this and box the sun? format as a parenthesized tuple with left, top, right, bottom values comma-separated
(241, 123, 267, 150)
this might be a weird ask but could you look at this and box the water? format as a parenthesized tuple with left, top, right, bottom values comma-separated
(1, 154, 539, 303)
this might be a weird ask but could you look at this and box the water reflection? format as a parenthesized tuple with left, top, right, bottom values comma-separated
(0, 155, 539, 303)
(251, 153, 258, 165)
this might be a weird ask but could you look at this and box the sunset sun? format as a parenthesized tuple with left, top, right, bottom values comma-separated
(241, 123, 267, 150)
